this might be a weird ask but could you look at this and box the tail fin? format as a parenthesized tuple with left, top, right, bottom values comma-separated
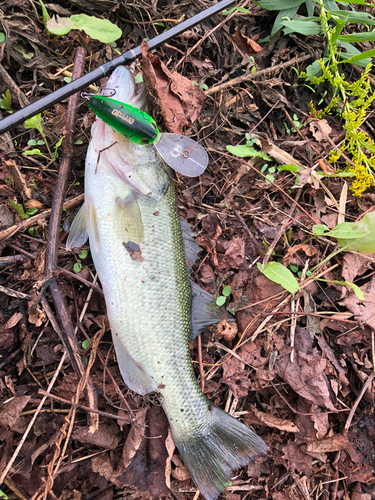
(175, 405, 267, 500)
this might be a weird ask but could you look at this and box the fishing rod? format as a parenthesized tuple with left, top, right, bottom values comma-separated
(0, 0, 235, 135)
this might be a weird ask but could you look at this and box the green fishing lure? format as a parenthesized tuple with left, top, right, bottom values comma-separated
(86, 95, 208, 178)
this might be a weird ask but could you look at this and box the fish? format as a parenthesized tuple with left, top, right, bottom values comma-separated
(66, 66, 267, 500)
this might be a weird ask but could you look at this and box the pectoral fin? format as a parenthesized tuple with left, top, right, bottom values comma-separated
(190, 280, 231, 339)
(181, 219, 202, 272)
(115, 192, 144, 247)
(66, 203, 89, 250)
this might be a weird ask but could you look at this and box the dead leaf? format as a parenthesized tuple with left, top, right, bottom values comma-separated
(219, 237, 247, 270)
(309, 119, 332, 142)
(1, 311, 23, 330)
(275, 328, 336, 410)
(342, 253, 373, 283)
(282, 244, 318, 268)
(0, 396, 31, 429)
(283, 439, 313, 477)
(256, 136, 305, 170)
(231, 31, 263, 55)
(339, 274, 375, 329)
(141, 42, 205, 134)
(112, 406, 172, 499)
(25, 199, 44, 209)
(306, 434, 350, 453)
(246, 405, 299, 432)
(92, 452, 114, 480)
(217, 319, 238, 341)
(72, 422, 120, 449)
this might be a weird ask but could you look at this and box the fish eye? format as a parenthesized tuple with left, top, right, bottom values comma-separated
(141, 138, 149, 144)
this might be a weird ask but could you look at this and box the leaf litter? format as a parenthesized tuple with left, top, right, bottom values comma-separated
(0, 0, 375, 499)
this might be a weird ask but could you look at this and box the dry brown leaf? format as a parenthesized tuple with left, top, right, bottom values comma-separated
(309, 119, 332, 142)
(275, 328, 336, 410)
(0, 396, 31, 429)
(248, 405, 299, 432)
(91, 452, 114, 480)
(339, 274, 375, 329)
(140, 42, 205, 134)
(217, 318, 238, 341)
(25, 199, 44, 209)
(282, 244, 318, 267)
(306, 434, 350, 453)
(1, 311, 23, 330)
(72, 422, 120, 449)
(231, 31, 263, 55)
(111, 406, 172, 498)
(342, 253, 373, 283)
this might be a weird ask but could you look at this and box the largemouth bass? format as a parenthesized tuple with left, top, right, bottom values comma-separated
(67, 66, 267, 500)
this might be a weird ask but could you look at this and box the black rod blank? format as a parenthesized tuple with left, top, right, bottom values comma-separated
(0, 0, 235, 135)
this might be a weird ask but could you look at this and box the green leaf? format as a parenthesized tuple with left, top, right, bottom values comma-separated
(47, 15, 77, 35)
(271, 7, 300, 37)
(226, 144, 272, 160)
(281, 19, 322, 36)
(0, 489, 9, 499)
(23, 149, 49, 159)
(338, 31, 375, 43)
(73, 262, 82, 273)
(338, 48, 375, 65)
(277, 164, 303, 172)
(26, 207, 38, 217)
(0, 32, 5, 43)
(216, 296, 226, 306)
(38, 0, 51, 35)
(81, 339, 90, 349)
(24, 113, 44, 136)
(254, 0, 305, 10)
(305, 58, 329, 80)
(325, 222, 367, 239)
(328, 9, 375, 26)
(336, 0, 374, 5)
(74, 139, 83, 145)
(289, 264, 299, 273)
(79, 249, 88, 259)
(64, 76, 72, 83)
(70, 14, 122, 43)
(257, 261, 300, 294)
(343, 281, 365, 301)
(9, 199, 27, 219)
(334, 213, 375, 253)
(316, 171, 356, 177)
(222, 285, 231, 297)
(0, 89, 12, 113)
(312, 224, 329, 236)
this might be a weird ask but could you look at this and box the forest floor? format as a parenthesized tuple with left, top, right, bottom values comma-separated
(0, 0, 374, 499)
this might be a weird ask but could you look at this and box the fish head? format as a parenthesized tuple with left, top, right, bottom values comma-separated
(89, 67, 169, 201)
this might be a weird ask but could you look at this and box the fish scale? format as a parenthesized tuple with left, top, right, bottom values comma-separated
(67, 65, 267, 500)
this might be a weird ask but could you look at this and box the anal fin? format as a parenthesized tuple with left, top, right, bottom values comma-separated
(112, 330, 157, 395)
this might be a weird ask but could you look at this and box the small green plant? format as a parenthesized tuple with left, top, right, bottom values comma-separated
(259, 213, 375, 298)
(73, 249, 88, 273)
(0, 489, 9, 499)
(9, 199, 38, 219)
(226, 134, 272, 161)
(81, 338, 92, 364)
(222, 6, 251, 15)
(216, 285, 231, 306)
(256, 0, 375, 195)
(192, 80, 209, 91)
(23, 134, 64, 161)
(0, 89, 12, 113)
